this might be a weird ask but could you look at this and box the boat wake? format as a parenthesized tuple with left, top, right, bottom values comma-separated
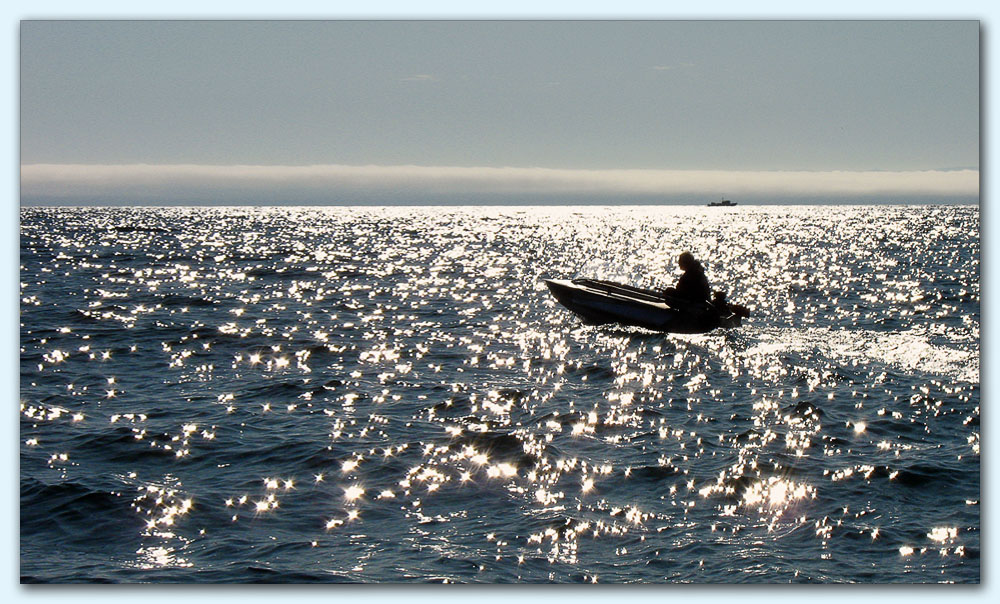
(741, 327, 978, 384)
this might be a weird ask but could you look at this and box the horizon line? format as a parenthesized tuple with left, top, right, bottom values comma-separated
(20, 163, 980, 205)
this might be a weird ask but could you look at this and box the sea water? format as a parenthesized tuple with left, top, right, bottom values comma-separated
(19, 204, 979, 583)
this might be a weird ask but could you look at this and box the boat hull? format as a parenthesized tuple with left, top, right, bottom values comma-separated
(544, 279, 740, 334)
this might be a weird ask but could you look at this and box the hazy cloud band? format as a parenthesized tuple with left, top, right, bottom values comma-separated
(20, 163, 980, 204)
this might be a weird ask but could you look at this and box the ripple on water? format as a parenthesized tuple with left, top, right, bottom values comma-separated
(20, 205, 979, 583)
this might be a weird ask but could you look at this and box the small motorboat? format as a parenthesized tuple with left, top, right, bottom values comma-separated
(544, 278, 743, 334)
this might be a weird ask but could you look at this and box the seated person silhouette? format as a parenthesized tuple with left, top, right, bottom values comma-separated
(663, 251, 710, 303)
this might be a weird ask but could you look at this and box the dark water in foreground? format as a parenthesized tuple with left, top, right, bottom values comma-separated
(19, 205, 979, 583)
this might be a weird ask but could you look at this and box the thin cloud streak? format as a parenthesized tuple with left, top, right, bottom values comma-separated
(20, 163, 979, 204)
(400, 74, 438, 82)
(651, 63, 695, 71)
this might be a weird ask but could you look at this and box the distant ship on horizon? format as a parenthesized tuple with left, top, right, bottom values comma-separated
(708, 198, 737, 207)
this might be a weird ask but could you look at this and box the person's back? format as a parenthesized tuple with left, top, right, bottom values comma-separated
(669, 252, 711, 303)
(674, 259, 710, 302)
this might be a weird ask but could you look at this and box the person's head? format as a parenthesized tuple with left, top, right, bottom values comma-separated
(678, 251, 696, 270)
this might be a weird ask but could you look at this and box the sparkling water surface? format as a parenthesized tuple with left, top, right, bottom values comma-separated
(20, 205, 979, 583)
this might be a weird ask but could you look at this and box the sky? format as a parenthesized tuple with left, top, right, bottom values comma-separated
(18, 19, 980, 204)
